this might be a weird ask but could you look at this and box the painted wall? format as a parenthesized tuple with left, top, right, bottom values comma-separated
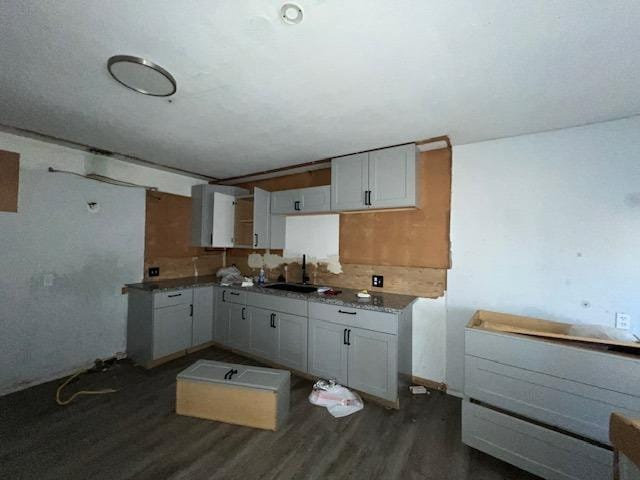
(0, 132, 206, 394)
(446, 116, 640, 394)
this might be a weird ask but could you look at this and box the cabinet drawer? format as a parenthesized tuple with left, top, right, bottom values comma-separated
(462, 400, 612, 480)
(465, 327, 640, 398)
(308, 302, 397, 335)
(247, 292, 307, 317)
(154, 289, 193, 309)
(465, 356, 640, 445)
(219, 288, 246, 305)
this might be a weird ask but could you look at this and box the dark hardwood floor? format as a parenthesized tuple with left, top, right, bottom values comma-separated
(1, 346, 539, 480)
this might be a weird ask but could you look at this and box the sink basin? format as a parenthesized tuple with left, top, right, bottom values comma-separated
(265, 283, 317, 293)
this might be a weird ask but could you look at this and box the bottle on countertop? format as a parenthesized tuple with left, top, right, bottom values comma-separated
(258, 267, 266, 285)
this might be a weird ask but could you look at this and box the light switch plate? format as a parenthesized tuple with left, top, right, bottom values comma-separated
(372, 275, 384, 288)
(148, 267, 160, 277)
(615, 312, 631, 330)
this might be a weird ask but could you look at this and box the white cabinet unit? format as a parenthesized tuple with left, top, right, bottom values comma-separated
(127, 286, 216, 367)
(270, 185, 331, 214)
(331, 144, 417, 211)
(191, 185, 271, 249)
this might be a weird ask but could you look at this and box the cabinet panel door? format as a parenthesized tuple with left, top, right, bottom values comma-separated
(252, 187, 271, 248)
(276, 312, 308, 372)
(331, 153, 368, 211)
(347, 327, 397, 401)
(228, 304, 250, 351)
(212, 192, 236, 247)
(368, 144, 416, 208)
(308, 318, 348, 384)
(214, 296, 231, 345)
(299, 186, 331, 213)
(269, 214, 286, 249)
(271, 189, 300, 214)
(153, 304, 192, 359)
(192, 286, 214, 346)
(249, 307, 277, 360)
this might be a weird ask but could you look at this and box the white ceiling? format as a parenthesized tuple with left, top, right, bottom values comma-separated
(1, 1, 639, 179)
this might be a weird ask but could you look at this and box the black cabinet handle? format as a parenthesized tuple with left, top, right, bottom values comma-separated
(241, 307, 246, 320)
(210, 233, 213, 245)
(270, 312, 277, 328)
(343, 328, 348, 345)
(347, 329, 351, 345)
(222, 290, 226, 302)
(338, 309, 357, 315)
(294, 200, 301, 211)
(189, 304, 193, 317)
(224, 368, 238, 380)
(254, 233, 258, 247)
(167, 293, 182, 298)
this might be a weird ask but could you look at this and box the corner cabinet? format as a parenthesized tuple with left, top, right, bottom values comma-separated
(127, 286, 215, 367)
(191, 184, 271, 249)
(331, 143, 418, 211)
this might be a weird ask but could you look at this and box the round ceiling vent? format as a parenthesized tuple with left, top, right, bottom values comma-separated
(107, 55, 176, 97)
(281, 3, 303, 24)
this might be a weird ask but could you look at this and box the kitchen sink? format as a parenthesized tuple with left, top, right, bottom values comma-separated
(265, 283, 317, 293)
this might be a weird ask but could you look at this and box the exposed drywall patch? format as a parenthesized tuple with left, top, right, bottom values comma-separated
(285, 214, 339, 261)
(324, 254, 343, 274)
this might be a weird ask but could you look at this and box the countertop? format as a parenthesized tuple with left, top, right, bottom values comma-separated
(126, 276, 417, 313)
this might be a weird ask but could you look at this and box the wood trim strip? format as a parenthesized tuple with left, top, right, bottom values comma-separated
(610, 413, 640, 469)
(411, 375, 447, 393)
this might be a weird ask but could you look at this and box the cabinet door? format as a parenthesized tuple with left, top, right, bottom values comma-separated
(299, 186, 331, 213)
(276, 312, 308, 372)
(347, 327, 397, 401)
(153, 304, 192, 359)
(368, 144, 416, 209)
(271, 189, 300, 214)
(331, 152, 368, 211)
(308, 318, 348, 384)
(269, 214, 286, 249)
(228, 303, 250, 351)
(213, 289, 230, 345)
(249, 307, 277, 360)
(252, 187, 271, 248)
(192, 286, 214, 347)
(212, 192, 236, 247)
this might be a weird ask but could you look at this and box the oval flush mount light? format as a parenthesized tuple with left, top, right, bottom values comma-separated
(107, 55, 176, 97)
(281, 3, 303, 24)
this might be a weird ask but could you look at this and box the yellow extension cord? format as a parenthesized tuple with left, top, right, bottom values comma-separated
(55, 369, 117, 406)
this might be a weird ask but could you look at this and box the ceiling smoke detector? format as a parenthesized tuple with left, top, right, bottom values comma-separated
(107, 55, 176, 97)
(281, 3, 303, 24)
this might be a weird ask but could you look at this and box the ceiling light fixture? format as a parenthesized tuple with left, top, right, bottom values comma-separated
(281, 3, 303, 24)
(107, 55, 176, 97)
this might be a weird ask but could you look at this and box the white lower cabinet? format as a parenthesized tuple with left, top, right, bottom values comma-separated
(127, 286, 215, 367)
(228, 303, 250, 351)
(308, 318, 398, 401)
(248, 306, 308, 372)
(153, 304, 192, 358)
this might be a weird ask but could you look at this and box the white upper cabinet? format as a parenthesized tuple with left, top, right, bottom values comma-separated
(270, 186, 331, 214)
(271, 189, 300, 215)
(211, 192, 236, 248)
(191, 184, 271, 249)
(252, 187, 270, 248)
(368, 144, 416, 208)
(331, 144, 418, 211)
(331, 152, 369, 211)
(299, 186, 331, 213)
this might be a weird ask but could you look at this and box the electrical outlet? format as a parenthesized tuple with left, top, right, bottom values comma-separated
(372, 275, 384, 288)
(615, 312, 631, 330)
(148, 267, 160, 277)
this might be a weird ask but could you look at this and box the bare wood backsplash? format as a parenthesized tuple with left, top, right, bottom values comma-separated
(144, 190, 224, 280)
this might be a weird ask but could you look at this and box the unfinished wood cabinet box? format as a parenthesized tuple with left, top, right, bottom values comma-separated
(176, 360, 290, 431)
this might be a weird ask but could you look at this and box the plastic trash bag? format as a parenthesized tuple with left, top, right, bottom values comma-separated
(216, 266, 244, 286)
(309, 379, 363, 417)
